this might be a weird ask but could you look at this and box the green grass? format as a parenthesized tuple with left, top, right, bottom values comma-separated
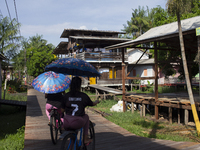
(0, 93, 26, 150)
(93, 99, 198, 142)
(2, 90, 27, 101)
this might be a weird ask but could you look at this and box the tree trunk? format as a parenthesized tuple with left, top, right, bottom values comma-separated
(177, 12, 200, 135)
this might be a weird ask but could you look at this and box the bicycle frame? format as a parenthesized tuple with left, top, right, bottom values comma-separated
(60, 120, 95, 150)
(68, 128, 83, 150)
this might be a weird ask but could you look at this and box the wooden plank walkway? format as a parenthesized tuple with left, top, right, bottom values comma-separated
(24, 89, 200, 150)
(89, 84, 122, 95)
(0, 99, 26, 106)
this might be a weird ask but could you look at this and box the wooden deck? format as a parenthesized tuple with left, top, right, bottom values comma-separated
(0, 99, 26, 107)
(24, 89, 200, 150)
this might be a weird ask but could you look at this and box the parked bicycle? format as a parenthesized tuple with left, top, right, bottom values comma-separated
(60, 120, 95, 150)
(49, 108, 63, 144)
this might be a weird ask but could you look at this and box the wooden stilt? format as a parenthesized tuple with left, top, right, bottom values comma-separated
(142, 104, 146, 116)
(178, 109, 180, 124)
(185, 109, 189, 125)
(140, 106, 143, 117)
(169, 107, 172, 124)
(131, 102, 134, 113)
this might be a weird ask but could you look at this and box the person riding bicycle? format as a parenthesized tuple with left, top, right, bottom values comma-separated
(45, 91, 65, 125)
(61, 76, 99, 145)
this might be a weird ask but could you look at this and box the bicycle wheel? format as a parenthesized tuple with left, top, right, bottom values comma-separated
(57, 113, 63, 134)
(50, 111, 58, 144)
(85, 121, 95, 150)
(61, 133, 77, 150)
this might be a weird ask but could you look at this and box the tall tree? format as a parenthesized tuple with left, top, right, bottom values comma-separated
(0, 16, 20, 58)
(24, 35, 56, 77)
(166, 0, 200, 135)
(148, 6, 169, 27)
(123, 6, 149, 39)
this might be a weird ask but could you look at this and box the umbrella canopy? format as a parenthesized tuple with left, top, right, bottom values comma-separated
(45, 58, 100, 77)
(32, 71, 71, 93)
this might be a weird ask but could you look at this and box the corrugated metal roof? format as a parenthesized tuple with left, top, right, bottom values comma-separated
(69, 35, 131, 41)
(105, 16, 200, 50)
(52, 41, 68, 54)
(61, 28, 126, 38)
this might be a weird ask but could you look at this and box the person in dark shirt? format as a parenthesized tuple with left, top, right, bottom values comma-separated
(45, 91, 65, 124)
(61, 77, 99, 145)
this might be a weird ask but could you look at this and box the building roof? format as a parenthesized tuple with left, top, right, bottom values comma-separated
(105, 16, 200, 50)
(61, 28, 126, 38)
(52, 42, 68, 54)
(127, 48, 152, 55)
(69, 35, 131, 41)
(129, 58, 154, 65)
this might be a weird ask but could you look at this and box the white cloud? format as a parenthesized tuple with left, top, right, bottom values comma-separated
(92, 27, 99, 30)
(79, 26, 88, 30)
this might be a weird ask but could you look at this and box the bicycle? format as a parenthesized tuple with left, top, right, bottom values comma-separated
(60, 120, 95, 150)
(49, 108, 63, 145)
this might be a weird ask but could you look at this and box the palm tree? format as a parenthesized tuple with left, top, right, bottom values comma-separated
(166, 0, 200, 135)
(0, 16, 20, 55)
(123, 6, 149, 39)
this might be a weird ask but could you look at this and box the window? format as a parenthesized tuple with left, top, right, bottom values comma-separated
(144, 69, 147, 76)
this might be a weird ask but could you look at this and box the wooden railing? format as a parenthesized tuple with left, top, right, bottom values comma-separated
(164, 77, 199, 84)
(76, 52, 128, 62)
(96, 79, 129, 86)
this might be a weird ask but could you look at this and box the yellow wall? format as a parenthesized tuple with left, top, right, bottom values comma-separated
(109, 68, 116, 79)
(89, 77, 96, 84)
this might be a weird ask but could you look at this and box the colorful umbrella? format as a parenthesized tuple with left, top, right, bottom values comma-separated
(45, 58, 100, 77)
(32, 71, 71, 93)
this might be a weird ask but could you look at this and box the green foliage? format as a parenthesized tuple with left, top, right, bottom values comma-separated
(0, 16, 21, 59)
(131, 74, 141, 84)
(148, 6, 169, 27)
(24, 35, 56, 77)
(2, 88, 27, 101)
(0, 126, 25, 150)
(0, 105, 25, 150)
(123, 6, 150, 39)
(94, 99, 195, 142)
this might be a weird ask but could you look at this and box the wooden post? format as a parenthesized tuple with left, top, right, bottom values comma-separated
(185, 109, 189, 125)
(131, 83, 132, 91)
(169, 107, 172, 124)
(95, 89, 98, 100)
(178, 109, 180, 124)
(154, 41, 159, 120)
(122, 48, 126, 112)
(131, 102, 134, 113)
(198, 36, 200, 97)
(140, 106, 143, 117)
(142, 104, 146, 117)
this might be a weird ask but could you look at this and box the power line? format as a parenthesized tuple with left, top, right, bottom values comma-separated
(5, 0, 12, 20)
(13, 0, 21, 37)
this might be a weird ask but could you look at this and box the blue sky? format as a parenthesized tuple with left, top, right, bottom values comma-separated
(1, 0, 166, 47)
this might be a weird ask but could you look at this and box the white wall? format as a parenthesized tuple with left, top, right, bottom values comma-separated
(128, 49, 149, 64)
(128, 65, 154, 85)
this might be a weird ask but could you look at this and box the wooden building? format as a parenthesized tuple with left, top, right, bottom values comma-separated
(105, 16, 200, 125)
(53, 29, 132, 87)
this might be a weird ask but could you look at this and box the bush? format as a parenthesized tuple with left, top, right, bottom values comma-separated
(3, 80, 27, 93)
